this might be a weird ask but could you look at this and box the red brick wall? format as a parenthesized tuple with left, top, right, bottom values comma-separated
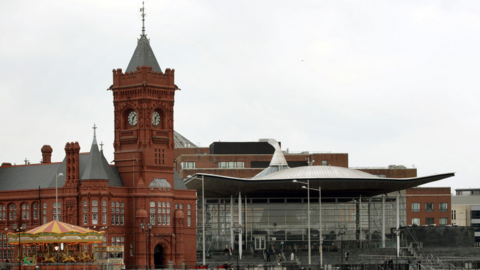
(358, 168, 417, 178)
(175, 153, 349, 178)
(406, 187, 451, 226)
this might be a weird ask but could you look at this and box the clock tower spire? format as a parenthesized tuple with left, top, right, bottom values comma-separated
(109, 7, 178, 188)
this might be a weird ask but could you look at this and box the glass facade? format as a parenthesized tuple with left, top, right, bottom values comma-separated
(197, 194, 406, 252)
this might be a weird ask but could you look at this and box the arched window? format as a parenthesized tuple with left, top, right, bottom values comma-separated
(9, 204, 16, 220)
(120, 202, 124, 225)
(22, 203, 30, 219)
(150, 201, 156, 225)
(92, 201, 98, 224)
(53, 202, 61, 221)
(187, 204, 192, 227)
(167, 202, 170, 208)
(33, 203, 38, 220)
(179, 204, 183, 210)
(102, 201, 107, 224)
(0, 204, 4, 220)
(111, 201, 115, 207)
(116, 202, 119, 207)
(83, 201, 88, 225)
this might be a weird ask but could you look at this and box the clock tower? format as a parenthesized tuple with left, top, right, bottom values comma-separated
(109, 12, 178, 188)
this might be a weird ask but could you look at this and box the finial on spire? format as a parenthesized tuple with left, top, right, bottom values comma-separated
(140, 1, 146, 36)
(93, 124, 97, 138)
(100, 141, 104, 151)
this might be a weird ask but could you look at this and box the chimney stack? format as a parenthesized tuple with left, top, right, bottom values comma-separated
(41, 145, 53, 164)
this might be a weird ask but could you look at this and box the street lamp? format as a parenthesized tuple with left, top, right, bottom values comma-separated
(55, 173, 64, 221)
(187, 175, 206, 266)
(337, 226, 346, 270)
(393, 228, 401, 267)
(141, 222, 153, 270)
(232, 223, 243, 270)
(13, 224, 27, 270)
(292, 179, 311, 265)
(302, 186, 323, 267)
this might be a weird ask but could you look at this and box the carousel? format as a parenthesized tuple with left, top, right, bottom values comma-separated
(7, 221, 111, 269)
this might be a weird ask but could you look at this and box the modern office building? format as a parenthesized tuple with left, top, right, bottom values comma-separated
(451, 188, 480, 243)
(180, 139, 454, 256)
(406, 187, 451, 226)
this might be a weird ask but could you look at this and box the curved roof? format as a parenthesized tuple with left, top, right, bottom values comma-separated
(255, 165, 377, 180)
(184, 166, 455, 198)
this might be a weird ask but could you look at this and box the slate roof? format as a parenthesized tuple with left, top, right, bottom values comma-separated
(174, 131, 197, 148)
(0, 139, 123, 191)
(126, 35, 162, 73)
(174, 170, 187, 189)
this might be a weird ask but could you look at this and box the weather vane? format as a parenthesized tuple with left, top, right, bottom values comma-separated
(140, 1, 146, 36)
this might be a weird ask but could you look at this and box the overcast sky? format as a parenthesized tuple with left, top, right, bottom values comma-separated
(1, 0, 478, 192)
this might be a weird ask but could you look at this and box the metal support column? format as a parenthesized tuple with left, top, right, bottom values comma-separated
(382, 194, 385, 248)
(239, 192, 242, 260)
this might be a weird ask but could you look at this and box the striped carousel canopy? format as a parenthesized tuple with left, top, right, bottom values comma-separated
(26, 221, 100, 234)
(8, 221, 104, 244)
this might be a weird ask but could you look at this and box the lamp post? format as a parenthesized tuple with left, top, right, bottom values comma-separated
(292, 180, 311, 265)
(141, 222, 152, 270)
(13, 224, 27, 270)
(55, 173, 64, 221)
(337, 226, 346, 270)
(187, 175, 206, 266)
(232, 223, 243, 270)
(301, 186, 323, 267)
(393, 228, 401, 268)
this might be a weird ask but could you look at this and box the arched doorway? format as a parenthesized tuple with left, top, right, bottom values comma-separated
(154, 244, 164, 269)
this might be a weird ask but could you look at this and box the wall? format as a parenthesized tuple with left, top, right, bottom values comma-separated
(404, 226, 474, 247)
(406, 187, 451, 226)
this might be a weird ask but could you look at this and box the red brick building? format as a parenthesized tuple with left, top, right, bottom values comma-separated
(174, 141, 416, 180)
(0, 17, 197, 266)
(406, 187, 451, 226)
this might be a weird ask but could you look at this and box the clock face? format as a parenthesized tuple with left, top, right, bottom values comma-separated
(152, 111, 161, 126)
(128, 111, 137, 126)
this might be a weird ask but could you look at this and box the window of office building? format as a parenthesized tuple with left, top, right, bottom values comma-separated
(439, 218, 448, 226)
(411, 203, 420, 212)
(426, 218, 435, 225)
(472, 211, 480, 219)
(181, 162, 196, 169)
(412, 218, 420, 226)
(425, 203, 434, 212)
(452, 210, 456, 220)
(321, 160, 328, 166)
(439, 203, 448, 212)
(218, 162, 245, 169)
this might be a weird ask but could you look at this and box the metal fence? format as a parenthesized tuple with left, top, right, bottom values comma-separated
(0, 263, 411, 270)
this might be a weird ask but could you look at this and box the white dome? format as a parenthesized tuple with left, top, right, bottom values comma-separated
(253, 165, 378, 180)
